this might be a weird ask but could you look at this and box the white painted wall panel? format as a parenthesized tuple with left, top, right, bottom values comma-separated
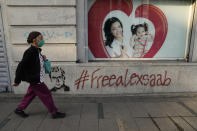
(11, 63, 197, 94)
(7, 7, 76, 25)
(10, 27, 76, 44)
(6, 0, 76, 6)
(12, 44, 76, 61)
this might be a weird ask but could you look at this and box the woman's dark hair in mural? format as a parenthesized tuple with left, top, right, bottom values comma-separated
(27, 31, 41, 44)
(131, 22, 148, 35)
(104, 17, 123, 48)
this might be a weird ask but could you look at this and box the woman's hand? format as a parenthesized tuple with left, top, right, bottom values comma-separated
(121, 45, 127, 52)
(145, 31, 154, 42)
(120, 46, 128, 58)
(12, 83, 19, 86)
(42, 55, 47, 61)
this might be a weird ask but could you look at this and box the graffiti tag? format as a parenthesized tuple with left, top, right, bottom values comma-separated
(24, 31, 73, 41)
(75, 69, 171, 89)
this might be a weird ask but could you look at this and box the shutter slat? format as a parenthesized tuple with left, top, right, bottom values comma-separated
(0, 9, 10, 92)
(0, 77, 8, 81)
(0, 69, 7, 72)
(0, 73, 8, 77)
(0, 64, 6, 68)
(0, 88, 6, 92)
(0, 82, 9, 87)
(0, 58, 6, 61)
(0, 52, 4, 56)
(0, 48, 3, 52)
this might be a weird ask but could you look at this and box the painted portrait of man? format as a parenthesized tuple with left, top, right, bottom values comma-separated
(50, 67, 70, 92)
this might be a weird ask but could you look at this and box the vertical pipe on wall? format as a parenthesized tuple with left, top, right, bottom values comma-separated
(189, 0, 197, 62)
(76, 0, 88, 63)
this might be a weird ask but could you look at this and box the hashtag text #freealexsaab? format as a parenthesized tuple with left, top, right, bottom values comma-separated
(75, 69, 172, 90)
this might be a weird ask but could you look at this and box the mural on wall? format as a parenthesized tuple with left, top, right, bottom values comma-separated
(75, 69, 172, 90)
(50, 66, 70, 92)
(88, 0, 192, 59)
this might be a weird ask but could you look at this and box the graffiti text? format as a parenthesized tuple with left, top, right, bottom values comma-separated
(75, 69, 171, 89)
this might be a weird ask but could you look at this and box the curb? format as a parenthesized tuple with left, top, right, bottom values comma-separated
(1, 92, 197, 103)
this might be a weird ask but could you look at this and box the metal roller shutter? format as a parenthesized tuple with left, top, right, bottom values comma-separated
(0, 7, 10, 92)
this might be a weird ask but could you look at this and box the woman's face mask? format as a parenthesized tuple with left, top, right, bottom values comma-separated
(35, 35, 44, 47)
(38, 40, 45, 47)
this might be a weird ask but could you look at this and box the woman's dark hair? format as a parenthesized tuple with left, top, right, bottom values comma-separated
(131, 22, 148, 35)
(27, 31, 41, 44)
(103, 17, 123, 48)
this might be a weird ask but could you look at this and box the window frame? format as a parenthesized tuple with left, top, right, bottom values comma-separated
(77, 0, 197, 63)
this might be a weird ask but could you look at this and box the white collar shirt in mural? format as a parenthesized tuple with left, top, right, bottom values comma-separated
(106, 39, 123, 57)
(106, 39, 131, 58)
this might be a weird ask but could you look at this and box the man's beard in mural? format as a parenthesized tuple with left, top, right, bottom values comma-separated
(49, 66, 70, 92)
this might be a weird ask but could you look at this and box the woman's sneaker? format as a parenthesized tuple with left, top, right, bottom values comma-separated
(52, 112, 66, 119)
(14, 109, 29, 118)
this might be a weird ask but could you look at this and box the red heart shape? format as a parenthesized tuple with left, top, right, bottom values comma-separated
(135, 4, 168, 58)
(88, 0, 168, 58)
(88, 0, 133, 58)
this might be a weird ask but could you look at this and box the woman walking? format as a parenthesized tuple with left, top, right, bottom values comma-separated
(12, 31, 65, 119)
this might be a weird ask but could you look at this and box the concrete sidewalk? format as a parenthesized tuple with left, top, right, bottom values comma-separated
(1, 93, 197, 131)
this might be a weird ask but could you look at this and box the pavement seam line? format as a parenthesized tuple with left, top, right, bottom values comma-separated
(179, 116, 197, 130)
(98, 103, 104, 119)
(147, 113, 161, 131)
(77, 104, 83, 131)
(177, 102, 197, 116)
(134, 116, 196, 118)
(0, 109, 17, 130)
(0, 118, 11, 129)
(168, 115, 184, 131)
